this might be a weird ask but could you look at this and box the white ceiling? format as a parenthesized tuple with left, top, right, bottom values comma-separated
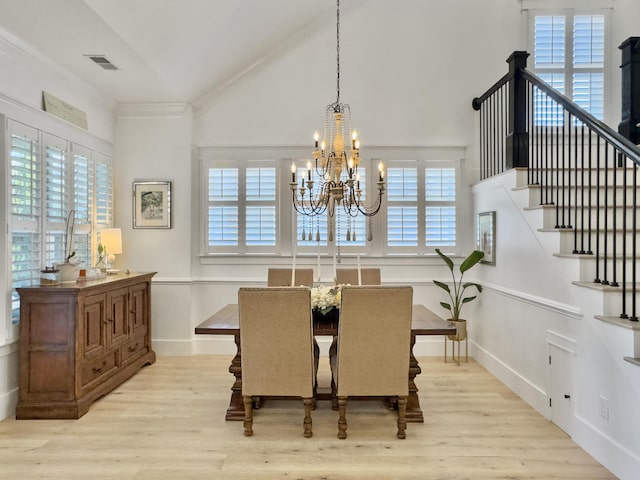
(0, 0, 347, 106)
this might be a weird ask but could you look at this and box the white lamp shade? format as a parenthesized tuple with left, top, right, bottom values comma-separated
(101, 228, 122, 255)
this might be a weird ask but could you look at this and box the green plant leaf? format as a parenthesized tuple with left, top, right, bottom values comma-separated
(459, 250, 485, 273)
(435, 248, 454, 272)
(461, 296, 477, 304)
(433, 279, 451, 293)
(440, 301, 451, 311)
(462, 282, 483, 293)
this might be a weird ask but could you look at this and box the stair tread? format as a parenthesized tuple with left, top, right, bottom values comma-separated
(573, 281, 637, 292)
(624, 357, 640, 366)
(595, 315, 640, 330)
(554, 252, 637, 260)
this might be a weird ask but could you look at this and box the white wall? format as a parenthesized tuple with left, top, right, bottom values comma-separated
(113, 103, 194, 355)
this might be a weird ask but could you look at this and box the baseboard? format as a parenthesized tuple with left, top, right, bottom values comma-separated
(573, 412, 640, 480)
(472, 341, 548, 416)
(0, 387, 18, 421)
(151, 339, 195, 356)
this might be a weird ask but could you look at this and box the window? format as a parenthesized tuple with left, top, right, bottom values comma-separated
(7, 119, 113, 327)
(205, 160, 277, 253)
(532, 11, 605, 124)
(385, 161, 456, 254)
(200, 149, 461, 258)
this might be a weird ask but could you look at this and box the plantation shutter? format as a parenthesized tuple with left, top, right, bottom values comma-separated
(208, 167, 239, 248)
(43, 134, 69, 266)
(425, 168, 456, 247)
(246, 167, 276, 246)
(94, 152, 113, 229)
(387, 167, 418, 247)
(9, 121, 41, 324)
(72, 144, 93, 266)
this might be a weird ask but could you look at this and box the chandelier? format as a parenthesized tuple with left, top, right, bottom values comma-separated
(290, 0, 385, 243)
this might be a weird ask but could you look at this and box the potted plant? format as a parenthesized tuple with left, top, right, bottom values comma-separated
(433, 248, 484, 342)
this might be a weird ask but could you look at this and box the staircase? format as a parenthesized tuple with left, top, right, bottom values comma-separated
(472, 48, 640, 365)
(513, 167, 640, 365)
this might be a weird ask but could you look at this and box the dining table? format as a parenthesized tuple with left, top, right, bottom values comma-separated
(195, 303, 455, 423)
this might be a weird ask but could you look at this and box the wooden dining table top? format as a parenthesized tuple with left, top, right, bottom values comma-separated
(194, 303, 456, 336)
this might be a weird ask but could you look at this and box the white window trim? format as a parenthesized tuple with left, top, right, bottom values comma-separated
(198, 146, 466, 261)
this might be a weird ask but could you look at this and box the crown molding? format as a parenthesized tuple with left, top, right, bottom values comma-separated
(116, 102, 192, 119)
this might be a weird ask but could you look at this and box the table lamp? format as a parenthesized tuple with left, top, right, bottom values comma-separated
(101, 228, 122, 271)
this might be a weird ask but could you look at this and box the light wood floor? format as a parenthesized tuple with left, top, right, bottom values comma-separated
(0, 355, 616, 479)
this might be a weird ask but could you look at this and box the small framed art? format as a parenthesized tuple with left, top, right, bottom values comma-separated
(477, 211, 495, 265)
(132, 181, 172, 229)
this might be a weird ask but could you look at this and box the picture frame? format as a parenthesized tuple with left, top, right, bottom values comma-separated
(477, 211, 495, 265)
(132, 181, 172, 229)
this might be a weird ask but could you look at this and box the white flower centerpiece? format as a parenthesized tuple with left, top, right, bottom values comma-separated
(311, 285, 342, 315)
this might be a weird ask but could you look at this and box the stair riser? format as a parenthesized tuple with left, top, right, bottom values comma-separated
(527, 186, 638, 207)
(557, 230, 638, 255)
(562, 257, 640, 283)
(540, 206, 640, 230)
(518, 167, 639, 188)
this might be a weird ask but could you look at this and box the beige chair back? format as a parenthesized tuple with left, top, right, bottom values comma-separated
(335, 268, 381, 286)
(267, 268, 314, 287)
(239, 287, 314, 397)
(336, 285, 412, 397)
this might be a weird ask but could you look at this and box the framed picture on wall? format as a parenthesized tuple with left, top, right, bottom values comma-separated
(132, 181, 172, 229)
(476, 211, 495, 265)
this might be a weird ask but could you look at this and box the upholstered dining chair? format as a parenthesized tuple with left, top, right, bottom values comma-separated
(330, 268, 381, 398)
(239, 287, 315, 437)
(267, 268, 319, 375)
(267, 268, 314, 287)
(332, 285, 413, 439)
(335, 268, 381, 285)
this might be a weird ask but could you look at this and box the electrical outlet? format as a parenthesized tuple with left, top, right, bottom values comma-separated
(599, 396, 609, 420)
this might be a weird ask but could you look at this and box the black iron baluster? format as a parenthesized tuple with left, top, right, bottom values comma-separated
(602, 145, 610, 285)
(621, 154, 628, 318)
(594, 135, 601, 283)
(586, 129, 593, 255)
(572, 121, 579, 253)
(611, 150, 618, 287)
(579, 125, 586, 254)
(632, 163, 638, 321)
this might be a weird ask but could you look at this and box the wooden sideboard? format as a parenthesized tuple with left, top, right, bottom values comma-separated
(16, 272, 156, 419)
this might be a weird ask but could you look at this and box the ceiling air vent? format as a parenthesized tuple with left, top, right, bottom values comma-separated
(85, 55, 118, 71)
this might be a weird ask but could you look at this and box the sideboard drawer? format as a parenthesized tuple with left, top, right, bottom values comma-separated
(121, 336, 148, 365)
(81, 351, 117, 387)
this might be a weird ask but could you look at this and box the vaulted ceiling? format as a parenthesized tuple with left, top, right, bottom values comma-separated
(0, 0, 354, 106)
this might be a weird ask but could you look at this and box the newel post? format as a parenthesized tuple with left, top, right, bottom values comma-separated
(618, 37, 640, 145)
(506, 51, 530, 168)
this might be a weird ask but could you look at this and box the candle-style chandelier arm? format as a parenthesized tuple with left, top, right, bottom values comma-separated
(340, 180, 386, 217)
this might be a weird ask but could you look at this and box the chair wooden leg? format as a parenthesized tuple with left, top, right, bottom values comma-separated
(303, 398, 313, 438)
(243, 396, 254, 436)
(337, 396, 348, 439)
(397, 396, 407, 439)
(329, 337, 338, 410)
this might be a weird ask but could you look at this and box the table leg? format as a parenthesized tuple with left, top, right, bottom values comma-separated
(226, 333, 245, 421)
(406, 333, 424, 423)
